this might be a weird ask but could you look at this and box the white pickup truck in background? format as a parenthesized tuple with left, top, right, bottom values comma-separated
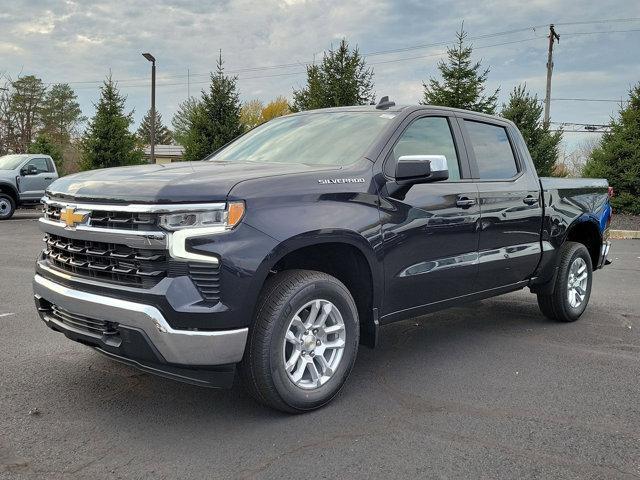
(0, 154, 59, 220)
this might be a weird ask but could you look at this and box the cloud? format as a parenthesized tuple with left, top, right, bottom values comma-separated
(0, 0, 638, 154)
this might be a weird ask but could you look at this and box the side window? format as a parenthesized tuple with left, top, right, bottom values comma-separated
(464, 120, 518, 179)
(391, 117, 461, 181)
(26, 158, 51, 173)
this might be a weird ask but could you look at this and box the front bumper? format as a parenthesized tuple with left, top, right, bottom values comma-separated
(33, 274, 248, 387)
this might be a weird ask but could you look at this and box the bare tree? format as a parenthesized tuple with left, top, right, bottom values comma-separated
(0, 74, 13, 154)
(562, 136, 601, 177)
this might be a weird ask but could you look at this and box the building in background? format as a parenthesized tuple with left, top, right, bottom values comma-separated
(143, 144, 185, 164)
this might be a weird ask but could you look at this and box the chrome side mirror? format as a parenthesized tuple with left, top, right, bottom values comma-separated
(395, 155, 449, 184)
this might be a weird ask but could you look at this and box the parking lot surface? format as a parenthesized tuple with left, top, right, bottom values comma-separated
(1, 210, 639, 479)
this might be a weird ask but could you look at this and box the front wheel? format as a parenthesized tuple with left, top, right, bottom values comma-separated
(537, 241, 593, 322)
(0, 194, 16, 220)
(240, 269, 359, 413)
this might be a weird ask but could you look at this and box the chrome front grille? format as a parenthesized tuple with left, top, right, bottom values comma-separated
(43, 203, 160, 231)
(40, 197, 223, 302)
(44, 233, 167, 288)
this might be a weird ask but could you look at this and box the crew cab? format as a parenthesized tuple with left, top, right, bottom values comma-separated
(0, 154, 59, 219)
(32, 101, 612, 413)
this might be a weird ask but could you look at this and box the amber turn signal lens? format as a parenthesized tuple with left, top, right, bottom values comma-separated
(227, 201, 245, 228)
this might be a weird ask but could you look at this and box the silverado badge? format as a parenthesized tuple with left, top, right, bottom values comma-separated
(318, 178, 365, 184)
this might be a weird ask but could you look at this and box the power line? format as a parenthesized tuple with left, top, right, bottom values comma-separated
(66, 36, 550, 89)
(563, 28, 640, 36)
(65, 35, 549, 90)
(550, 129, 608, 133)
(537, 97, 628, 103)
(40, 21, 640, 87)
(61, 27, 640, 91)
(360, 26, 546, 57)
(552, 97, 628, 103)
(554, 17, 640, 26)
(549, 122, 608, 126)
(368, 35, 548, 66)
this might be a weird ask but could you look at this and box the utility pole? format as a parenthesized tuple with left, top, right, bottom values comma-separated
(544, 24, 560, 125)
(187, 68, 190, 98)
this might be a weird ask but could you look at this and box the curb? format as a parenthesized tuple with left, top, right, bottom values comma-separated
(610, 230, 640, 240)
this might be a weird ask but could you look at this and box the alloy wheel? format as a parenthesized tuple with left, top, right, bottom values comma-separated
(282, 299, 346, 390)
(567, 257, 588, 308)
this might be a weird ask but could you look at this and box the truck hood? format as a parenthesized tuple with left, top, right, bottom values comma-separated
(46, 161, 340, 203)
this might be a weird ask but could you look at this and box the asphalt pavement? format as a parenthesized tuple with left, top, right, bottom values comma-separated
(1, 209, 639, 479)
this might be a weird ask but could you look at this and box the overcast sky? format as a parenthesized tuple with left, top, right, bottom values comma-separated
(2, 0, 640, 151)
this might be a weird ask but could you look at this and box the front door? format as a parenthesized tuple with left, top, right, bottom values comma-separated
(19, 158, 54, 200)
(379, 115, 480, 319)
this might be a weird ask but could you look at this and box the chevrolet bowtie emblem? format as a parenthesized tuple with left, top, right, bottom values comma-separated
(59, 207, 89, 228)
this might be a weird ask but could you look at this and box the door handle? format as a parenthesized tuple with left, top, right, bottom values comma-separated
(44, 177, 53, 180)
(456, 197, 476, 208)
(523, 195, 538, 205)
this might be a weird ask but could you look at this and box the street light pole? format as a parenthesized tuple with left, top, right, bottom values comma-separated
(142, 53, 156, 164)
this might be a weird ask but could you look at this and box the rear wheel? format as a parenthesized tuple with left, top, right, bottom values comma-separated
(240, 269, 359, 413)
(0, 194, 16, 220)
(537, 241, 593, 322)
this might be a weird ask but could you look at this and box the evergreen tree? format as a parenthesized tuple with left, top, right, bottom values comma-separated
(137, 109, 173, 145)
(293, 39, 374, 111)
(41, 84, 85, 146)
(171, 97, 202, 146)
(422, 26, 499, 113)
(28, 134, 63, 172)
(501, 84, 562, 177)
(7, 75, 47, 152)
(583, 84, 640, 214)
(80, 76, 142, 170)
(183, 53, 243, 162)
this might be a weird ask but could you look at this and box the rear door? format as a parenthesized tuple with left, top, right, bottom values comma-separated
(457, 115, 543, 290)
(379, 113, 480, 319)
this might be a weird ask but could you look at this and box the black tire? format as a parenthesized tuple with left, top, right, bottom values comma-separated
(239, 269, 359, 413)
(537, 241, 593, 322)
(0, 193, 16, 220)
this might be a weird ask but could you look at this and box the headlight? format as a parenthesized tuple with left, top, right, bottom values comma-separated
(159, 201, 245, 231)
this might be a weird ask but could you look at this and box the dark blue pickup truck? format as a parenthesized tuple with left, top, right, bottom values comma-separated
(33, 100, 612, 412)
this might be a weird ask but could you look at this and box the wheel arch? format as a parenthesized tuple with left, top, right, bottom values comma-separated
(531, 216, 602, 295)
(564, 216, 602, 268)
(0, 182, 19, 206)
(253, 230, 382, 348)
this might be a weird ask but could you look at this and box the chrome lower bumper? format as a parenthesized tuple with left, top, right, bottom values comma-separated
(33, 274, 247, 365)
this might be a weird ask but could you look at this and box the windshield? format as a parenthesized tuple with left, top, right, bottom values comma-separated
(209, 112, 394, 166)
(0, 155, 26, 170)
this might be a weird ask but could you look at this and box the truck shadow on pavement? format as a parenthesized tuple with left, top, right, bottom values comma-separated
(49, 295, 559, 423)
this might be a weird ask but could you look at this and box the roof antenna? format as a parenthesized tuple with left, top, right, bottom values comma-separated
(375, 96, 395, 110)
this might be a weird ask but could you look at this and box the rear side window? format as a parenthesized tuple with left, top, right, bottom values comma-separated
(464, 120, 518, 179)
(391, 117, 461, 181)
